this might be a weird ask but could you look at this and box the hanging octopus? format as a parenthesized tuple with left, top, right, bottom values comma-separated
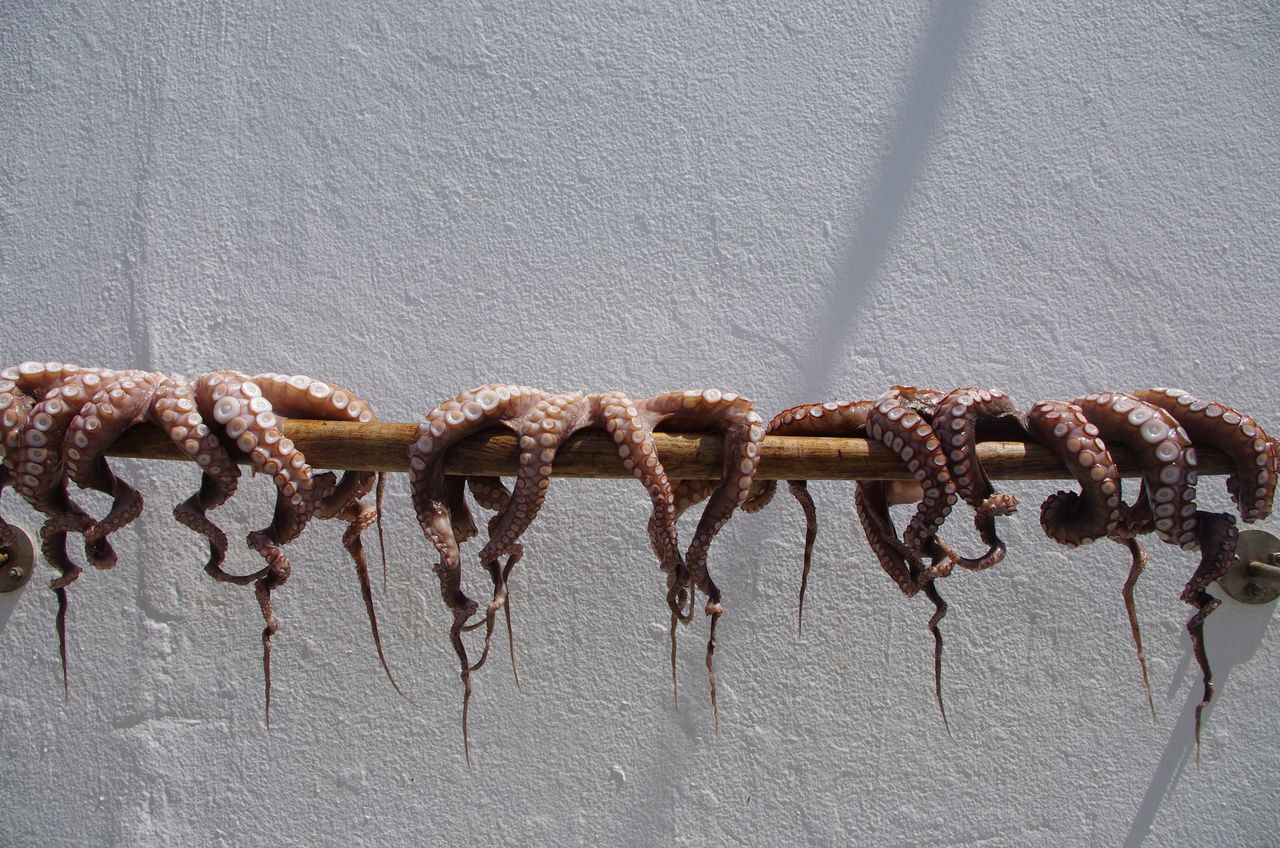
(2, 365, 106, 684)
(0, 362, 398, 722)
(625, 390, 764, 717)
(744, 394, 962, 726)
(192, 370, 399, 722)
(0, 365, 241, 688)
(409, 385, 761, 758)
(1024, 390, 1275, 750)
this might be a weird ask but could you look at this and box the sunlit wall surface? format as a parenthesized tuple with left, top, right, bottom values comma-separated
(1, 2, 1277, 845)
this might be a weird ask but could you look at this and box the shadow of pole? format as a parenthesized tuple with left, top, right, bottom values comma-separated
(796, 0, 981, 402)
(1122, 595, 1276, 847)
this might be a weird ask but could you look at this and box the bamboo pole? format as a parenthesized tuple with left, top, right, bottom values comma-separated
(105, 420, 1237, 482)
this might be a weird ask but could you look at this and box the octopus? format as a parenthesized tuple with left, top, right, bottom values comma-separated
(740, 393, 964, 728)
(1024, 390, 1276, 749)
(0, 362, 397, 722)
(409, 385, 761, 758)
(0, 363, 150, 690)
(192, 371, 399, 721)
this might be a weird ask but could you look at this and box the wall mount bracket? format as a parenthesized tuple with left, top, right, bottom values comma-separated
(0, 525, 35, 594)
(1219, 529, 1280, 605)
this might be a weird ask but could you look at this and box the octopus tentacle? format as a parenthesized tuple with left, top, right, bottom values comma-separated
(462, 475, 517, 675)
(194, 370, 335, 724)
(12, 369, 119, 570)
(1183, 511, 1237, 754)
(148, 374, 242, 578)
(473, 391, 686, 708)
(0, 367, 39, 551)
(1131, 388, 1278, 522)
(0, 363, 124, 692)
(866, 394, 958, 580)
(768, 402, 889, 603)
(65, 371, 160, 550)
(1126, 392, 1273, 752)
(634, 391, 763, 612)
(765, 398, 956, 726)
(462, 390, 585, 679)
(854, 478, 954, 731)
(649, 478, 716, 706)
(1022, 400, 1123, 547)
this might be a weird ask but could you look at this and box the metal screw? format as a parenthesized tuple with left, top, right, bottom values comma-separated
(1270, 552, 1280, 567)
(6, 567, 21, 582)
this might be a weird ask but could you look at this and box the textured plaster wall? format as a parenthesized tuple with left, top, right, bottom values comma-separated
(1, 1, 1277, 845)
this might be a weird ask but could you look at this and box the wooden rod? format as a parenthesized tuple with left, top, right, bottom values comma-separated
(105, 420, 1237, 482)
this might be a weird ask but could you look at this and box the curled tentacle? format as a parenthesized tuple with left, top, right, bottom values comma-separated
(462, 390, 586, 681)
(650, 478, 717, 703)
(194, 370, 335, 724)
(928, 387, 1021, 570)
(147, 374, 241, 578)
(866, 394, 958, 580)
(1022, 400, 1123, 547)
(0, 367, 39, 552)
(1129, 389, 1276, 752)
(3, 364, 125, 691)
(65, 370, 160, 550)
(1130, 388, 1278, 522)
(9, 367, 119, 572)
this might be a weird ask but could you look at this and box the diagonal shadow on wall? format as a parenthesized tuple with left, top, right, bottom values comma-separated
(1122, 598, 1275, 847)
(795, 0, 980, 402)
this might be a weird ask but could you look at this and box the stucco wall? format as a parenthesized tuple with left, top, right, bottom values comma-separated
(1, 1, 1277, 845)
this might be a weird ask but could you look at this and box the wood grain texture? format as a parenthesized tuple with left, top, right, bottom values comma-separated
(105, 419, 1236, 481)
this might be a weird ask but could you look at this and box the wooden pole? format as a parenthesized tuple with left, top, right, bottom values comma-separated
(105, 419, 1237, 482)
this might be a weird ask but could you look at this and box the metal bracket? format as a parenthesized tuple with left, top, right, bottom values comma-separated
(0, 525, 35, 594)
(1220, 529, 1280, 605)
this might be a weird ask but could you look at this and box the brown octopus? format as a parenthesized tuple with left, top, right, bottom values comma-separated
(409, 385, 761, 758)
(743, 392, 974, 728)
(192, 370, 400, 721)
(1024, 389, 1276, 750)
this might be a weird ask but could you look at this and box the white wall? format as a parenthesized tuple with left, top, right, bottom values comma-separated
(2, 1, 1277, 845)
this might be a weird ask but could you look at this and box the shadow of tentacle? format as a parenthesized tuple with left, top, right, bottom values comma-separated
(1122, 596, 1274, 848)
